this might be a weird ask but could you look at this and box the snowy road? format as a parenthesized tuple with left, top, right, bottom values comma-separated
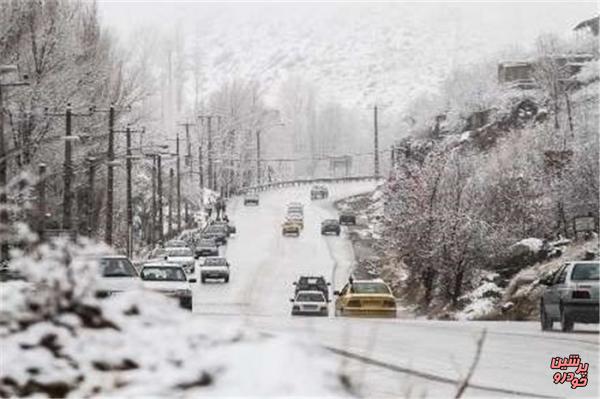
(192, 183, 599, 398)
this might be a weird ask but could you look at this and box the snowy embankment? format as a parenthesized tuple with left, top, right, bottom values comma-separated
(0, 239, 353, 397)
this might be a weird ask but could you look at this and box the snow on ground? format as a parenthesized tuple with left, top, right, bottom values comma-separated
(0, 238, 353, 397)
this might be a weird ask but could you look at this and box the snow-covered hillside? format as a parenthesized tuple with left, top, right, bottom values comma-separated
(99, 2, 595, 113)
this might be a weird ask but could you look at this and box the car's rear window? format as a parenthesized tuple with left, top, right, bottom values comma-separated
(297, 292, 325, 302)
(166, 248, 192, 257)
(203, 258, 227, 266)
(141, 266, 186, 281)
(100, 258, 137, 277)
(299, 277, 325, 285)
(351, 282, 391, 294)
(571, 263, 600, 281)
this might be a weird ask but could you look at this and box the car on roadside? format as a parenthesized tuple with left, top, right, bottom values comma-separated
(282, 220, 301, 237)
(321, 219, 341, 236)
(339, 211, 357, 226)
(310, 185, 329, 200)
(540, 260, 599, 332)
(203, 225, 228, 246)
(195, 238, 219, 258)
(199, 256, 230, 283)
(96, 255, 140, 298)
(244, 192, 259, 206)
(290, 290, 329, 316)
(139, 262, 194, 310)
(334, 278, 396, 318)
(294, 275, 331, 301)
(211, 220, 236, 236)
(164, 247, 195, 275)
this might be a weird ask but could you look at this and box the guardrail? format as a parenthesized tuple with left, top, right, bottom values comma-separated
(237, 175, 382, 194)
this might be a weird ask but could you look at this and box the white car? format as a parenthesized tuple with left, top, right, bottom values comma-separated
(97, 255, 140, 297)
(140, 262, 194, 310)
(200, 257, 230, 283)
(290, 290, 329, 316)
(164, 247, 195, 275)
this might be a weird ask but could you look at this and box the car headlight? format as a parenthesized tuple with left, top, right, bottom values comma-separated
(292, 305, 300, 311)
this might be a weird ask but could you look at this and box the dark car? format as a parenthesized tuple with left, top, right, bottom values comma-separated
(540, 261, 599, 332)
(203, 225, 228, 246)
(339, 212, 356, 226)
(310, 185, 328, 200)
(321, 219, 341, 236)
(294, 275, 331, 301)
(195, 238, 219, 257)
(244, 193, 259, 206)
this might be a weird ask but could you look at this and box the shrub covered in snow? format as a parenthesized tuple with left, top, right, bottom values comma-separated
(0, 239, 354, 398)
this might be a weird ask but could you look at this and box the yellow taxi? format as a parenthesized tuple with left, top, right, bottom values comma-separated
(286, 213, 304, 230)
(334, 278, 396, 318)
(282, 220, 301, 237)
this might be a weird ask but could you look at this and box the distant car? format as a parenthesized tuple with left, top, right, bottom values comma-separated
(290, 290, 329, 316)
(334, 279, 396, 318)
(165, 239, 187, 248)
(311, 185, 328, 200)
(339, 212, 356, 226)
(286, 214, 304, 229)
(321, 219, 341, 236)
(282, 220, 301, 237)
(200, 256, 230, 283)
(294, 275, 331, 301)
(287, 202, 304, 215)
(139, 262, 194, 310)
(195, 238, 219, 257)
(96, 255, 140, 297)
(244, 193, 259, 206)
(164, 247, 195, 275)
(203, 225, 228, 246)
(540, 261, 599, 332)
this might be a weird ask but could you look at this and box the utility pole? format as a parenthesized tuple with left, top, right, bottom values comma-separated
(0, 65, 28, 262)
(62, 105, 73, 230)
(157, 154, 163, 243)
(178, 122, 194, 172)
(105, 105, 115, 245)
(198, 114, 218, 191)
(126, 126, 132, 256)
(37, 163, 46, 237)
(176, 133, 181, 232)
(86, 158, 96, 237)
(45, 104, 94, 232)
(116, 125, 144, 257)
(373, 105, 380, 178)
(151, 157, 156, 245)
(168, 167, 173, 236)
(198, 144, 204, 191)
(256, 129, 261, 185)
(91, 103, 130, 246)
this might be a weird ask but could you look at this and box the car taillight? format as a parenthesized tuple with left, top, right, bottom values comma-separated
(293, 305, 300, 311)
(347, 300, 361, 307)
(572, 290, 591, 299)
